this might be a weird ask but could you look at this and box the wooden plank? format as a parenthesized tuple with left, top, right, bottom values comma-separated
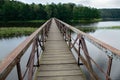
(37, 76, 84, 80)
(40, 59, 76, 65)
(43, 52, 71, 54)
(44, 50, 71, 53)
(41, 57, 74, 61)
(34, 19, 85, 80)
(37, 70, 82, 77)
(38, 64, 79, 71)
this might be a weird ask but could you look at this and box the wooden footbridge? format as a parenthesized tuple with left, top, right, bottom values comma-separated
(0, 18, 120, 80)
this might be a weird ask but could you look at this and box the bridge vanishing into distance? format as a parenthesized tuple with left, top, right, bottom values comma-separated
(0, 18, 120, 80)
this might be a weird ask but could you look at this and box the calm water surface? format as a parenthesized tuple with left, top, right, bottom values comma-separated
(89, 29, 120, 80)
(74, 21, 120, 80)
(75, 21, 120, 27)
(0, 36, 27, 61)
(0, 21, 120, 80)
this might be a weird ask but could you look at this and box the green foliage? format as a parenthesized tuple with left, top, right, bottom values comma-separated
(0, 0, 100, 22)
(99, 9, 120, 20)
(73, 6, 100, 20)
(0, 27, 37, 38)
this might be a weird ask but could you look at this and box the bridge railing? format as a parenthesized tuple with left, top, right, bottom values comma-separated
(0, 19, 51, 80)
(55, 18, 120, 80)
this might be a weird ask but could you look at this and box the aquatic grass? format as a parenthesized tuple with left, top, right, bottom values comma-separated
(76, 26, 120, 33)
(0, 20, 45, 27)
(0, 27, 37, 38)
(7, 20, 46, 23)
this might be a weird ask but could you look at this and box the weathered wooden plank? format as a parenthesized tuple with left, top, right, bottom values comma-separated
(44, 50, 71, 53)
(36, 76, 84, 80)
(38, 64, 79, 71)
(43, 52, 71, 54)
(37, 70, 82, 77)
(40, 59, 76, 65)
(42, 53, 73, 57)
(34, 19, 85, 80)
(41, 57, 74, 61)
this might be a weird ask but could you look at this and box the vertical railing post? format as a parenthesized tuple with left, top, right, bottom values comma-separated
(69, 29, 71, 49)
(78, 39, 81, 65)
(41, 29, 45, 49)
(106, 56, 113, 80)
(64, 27, 67, 41)
(45, 25, 47, 37)
(44, 28, 46, 42)
(16, 60, 23, 80)
(28, 39, 36, 80)
(36, 38, 40, 67)
(81, 36, 93, 69)
(80, 36, 99, 80)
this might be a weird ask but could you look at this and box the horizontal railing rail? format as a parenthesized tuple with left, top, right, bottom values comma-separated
(0, 19, 52, 80)
(55, 18, 120, 80)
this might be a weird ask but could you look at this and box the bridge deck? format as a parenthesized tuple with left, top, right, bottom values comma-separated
(34, 20, 85, 80)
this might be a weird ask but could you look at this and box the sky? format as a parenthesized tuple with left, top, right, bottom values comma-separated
(16, 0, 120, 9)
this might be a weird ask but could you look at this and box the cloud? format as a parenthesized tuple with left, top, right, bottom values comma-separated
(17, 0, 120, 8)
(83, 0, 120, 8)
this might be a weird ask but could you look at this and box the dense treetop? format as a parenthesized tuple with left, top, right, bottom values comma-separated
(99, 9, 120, 20)
(0, 0, 100, 21)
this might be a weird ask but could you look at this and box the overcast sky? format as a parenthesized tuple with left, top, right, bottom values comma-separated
(16, 0, 120, 8)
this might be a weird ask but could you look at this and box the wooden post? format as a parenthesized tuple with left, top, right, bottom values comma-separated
(64, 27, 67, 41)
(80, 35, 99, 80)
(78, 39, 81, 65)
(16, 61, 23, 80)
(41, 29, 45, 50)
(69, 29, 71, 49)
(106, 56, 113, 80)
(36, 39, 40, 67)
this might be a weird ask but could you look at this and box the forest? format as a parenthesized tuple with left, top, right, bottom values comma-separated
(99, 9, 120, 20)
(0, 0, 100, 22)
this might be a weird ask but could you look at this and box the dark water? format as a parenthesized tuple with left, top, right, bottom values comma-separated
(0, 21, 120, 80)
(0, 21, 44, 27)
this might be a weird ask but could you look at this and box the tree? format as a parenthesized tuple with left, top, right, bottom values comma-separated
(0, 1, 100, 21)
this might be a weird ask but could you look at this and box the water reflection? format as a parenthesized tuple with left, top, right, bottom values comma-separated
(90, 29, 120, 80)
(0, 36, 27, 61)
(74, 27, 120, 80)
(73, 21, 120, 27)
(76, 27, 96, 33)
(0, 21, 120, 80)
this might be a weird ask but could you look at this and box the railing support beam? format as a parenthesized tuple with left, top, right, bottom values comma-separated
(16, 61, 23, 80)
(106, 56, 113, 80)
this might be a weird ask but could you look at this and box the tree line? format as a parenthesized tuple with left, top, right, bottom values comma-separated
(99, 9, 120, 20)
(0, 0, 100, 22)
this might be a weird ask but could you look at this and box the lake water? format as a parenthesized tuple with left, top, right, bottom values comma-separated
(75, 21, 120, 27)
(0, 21, 120, 80)
(87, 29, 120, 80)
(74, 21, 120, 80)
(0, 36, 27, 61)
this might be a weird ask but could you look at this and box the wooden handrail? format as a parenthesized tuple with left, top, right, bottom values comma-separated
(54, 18, 120, 80)
(55, 18, 120, 60)
(0, 18, 120, 80)
(0, 19, 52, 79)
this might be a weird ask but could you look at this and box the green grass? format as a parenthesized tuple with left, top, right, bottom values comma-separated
(76, 26, 120, 33)
(0, 20, 46, 23)
(0, 26, 120, 38)
(106, 26, 120, 29)
(71, 19, 102, 23)
(0, 27, 37, 38)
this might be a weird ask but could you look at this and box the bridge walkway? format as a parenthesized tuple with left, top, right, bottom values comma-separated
(34, 19, 85, 80)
